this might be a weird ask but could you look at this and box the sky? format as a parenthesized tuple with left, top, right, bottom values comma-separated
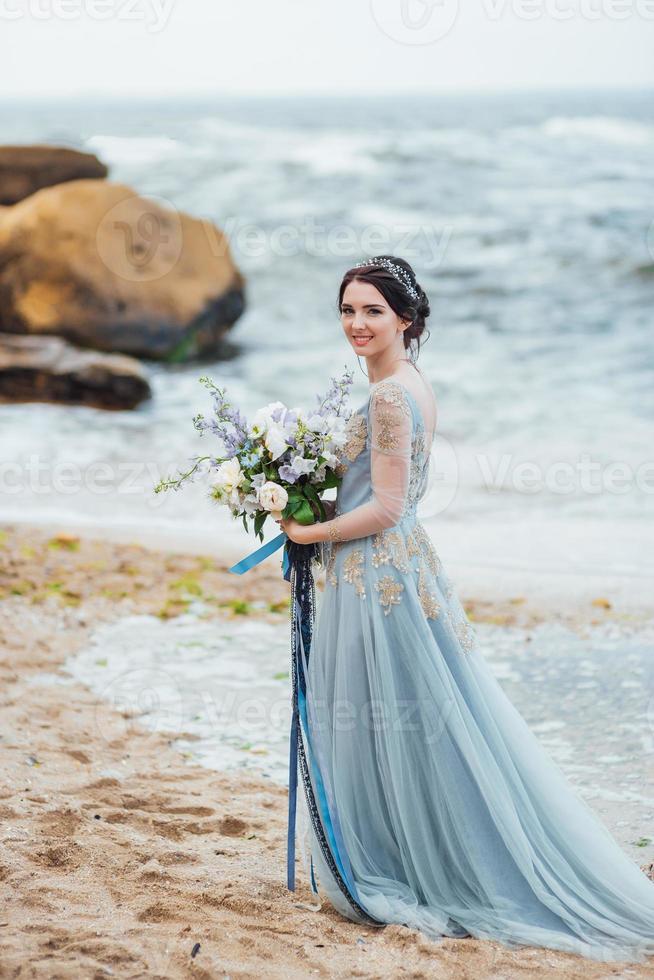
(2, 0, 653, 99)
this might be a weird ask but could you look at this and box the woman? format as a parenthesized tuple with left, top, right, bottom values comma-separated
(277, 255, 654, 963)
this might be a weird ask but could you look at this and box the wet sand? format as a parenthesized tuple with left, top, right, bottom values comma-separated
(1, 521, 653, 979)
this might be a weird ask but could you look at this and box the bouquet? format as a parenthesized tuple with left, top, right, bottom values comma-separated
(153, 368, 354, 541)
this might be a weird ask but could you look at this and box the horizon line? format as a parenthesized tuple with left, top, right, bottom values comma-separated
(1, 81, 653, 103)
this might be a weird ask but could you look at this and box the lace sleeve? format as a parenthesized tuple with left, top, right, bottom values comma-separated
(321, 380, 412, 543)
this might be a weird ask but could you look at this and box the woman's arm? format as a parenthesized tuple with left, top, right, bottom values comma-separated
(281, 381, 412, 545)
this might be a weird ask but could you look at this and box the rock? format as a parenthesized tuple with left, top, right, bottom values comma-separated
(0, 332, 151, 409)
(0, 145, 108, 205)
(0, 179, 246, 360)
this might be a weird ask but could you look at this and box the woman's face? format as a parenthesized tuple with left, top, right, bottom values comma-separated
(340, 279, 407, 358)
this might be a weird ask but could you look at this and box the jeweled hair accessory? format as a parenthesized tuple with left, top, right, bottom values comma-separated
(353, 256, 419, 302)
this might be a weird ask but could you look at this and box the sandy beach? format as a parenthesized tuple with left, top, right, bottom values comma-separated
(0, 520, 652, 979)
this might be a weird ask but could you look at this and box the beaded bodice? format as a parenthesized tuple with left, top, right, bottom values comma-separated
(334, 378, 431, 524)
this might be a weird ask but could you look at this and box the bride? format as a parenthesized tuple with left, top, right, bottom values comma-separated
(277, 255, 654, 963)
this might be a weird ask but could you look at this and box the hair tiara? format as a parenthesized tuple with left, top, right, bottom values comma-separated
(353, 256, 419, 302)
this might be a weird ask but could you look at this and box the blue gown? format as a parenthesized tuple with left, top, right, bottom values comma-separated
(293, 378, 654, 964)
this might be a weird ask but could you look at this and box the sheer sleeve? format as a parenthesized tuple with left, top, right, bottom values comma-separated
(321, 380, 412, 543)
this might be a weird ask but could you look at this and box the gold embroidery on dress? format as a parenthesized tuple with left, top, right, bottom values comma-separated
(371, 529, 410, 573)
(375, 408, 402, 452)
(371, 382, 411, 454)
(373, 380, 413, 414)
(375, 574, 404, 615)
(406, 528, 421, 559)
(412, 523, 441, 577)
(342, 549, 366, 597)
(417, 563, 441, 620)
(335, 412, 367, 477)
(454, 617, 476, 654)
(325, 540, 341, 587)
(407, 427, 426, 502)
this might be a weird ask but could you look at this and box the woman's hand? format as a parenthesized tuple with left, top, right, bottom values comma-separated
(276, 515, 320, 545)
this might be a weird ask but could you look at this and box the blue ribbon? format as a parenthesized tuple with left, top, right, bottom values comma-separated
(228, 530, 310, 891)
(287, 699, 299, 890)
(228, 530, 289, 578)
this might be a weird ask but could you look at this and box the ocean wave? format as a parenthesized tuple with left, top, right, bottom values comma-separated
(540, 116, 654, 146)
(84, 134, 188, 166)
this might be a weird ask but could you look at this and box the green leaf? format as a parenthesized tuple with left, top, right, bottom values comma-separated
(322, 471, 341, 489)
(294, 500, 315, 526)
(254, 511, 267, 537)
(304, 484, 325, 521)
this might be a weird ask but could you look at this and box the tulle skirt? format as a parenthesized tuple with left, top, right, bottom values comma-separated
(294, 530, 654, 965)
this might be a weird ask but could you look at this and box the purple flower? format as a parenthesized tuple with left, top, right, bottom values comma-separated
(278, 464, 300, 484)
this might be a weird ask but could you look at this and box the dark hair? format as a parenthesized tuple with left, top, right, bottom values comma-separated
(337, 255, 431, 361)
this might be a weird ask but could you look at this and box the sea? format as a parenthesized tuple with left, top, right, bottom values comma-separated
(0, 89, 653, 557)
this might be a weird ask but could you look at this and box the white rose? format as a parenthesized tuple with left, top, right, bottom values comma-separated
(248, 404, 273, 437)
(259, 481, 288, 519)
(215, 457, 244, 493)
(248, 401, 288, 438)
(264, 425, 289, 461)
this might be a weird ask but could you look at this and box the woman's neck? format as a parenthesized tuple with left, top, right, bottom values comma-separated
(368, 356, 418, 385)
(366, 348, 412, 385)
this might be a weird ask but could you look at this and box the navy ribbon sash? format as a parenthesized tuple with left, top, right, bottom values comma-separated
(228, 531, 314, 891)
(229, 531, 382, 924)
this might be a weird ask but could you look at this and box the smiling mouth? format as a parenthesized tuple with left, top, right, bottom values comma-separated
(352, 335, 372, 346)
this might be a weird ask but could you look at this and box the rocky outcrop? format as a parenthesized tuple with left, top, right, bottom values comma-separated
(0, 179, 246, 360)
(0, 145, 107, 205)
(0, 332, 151, 409)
